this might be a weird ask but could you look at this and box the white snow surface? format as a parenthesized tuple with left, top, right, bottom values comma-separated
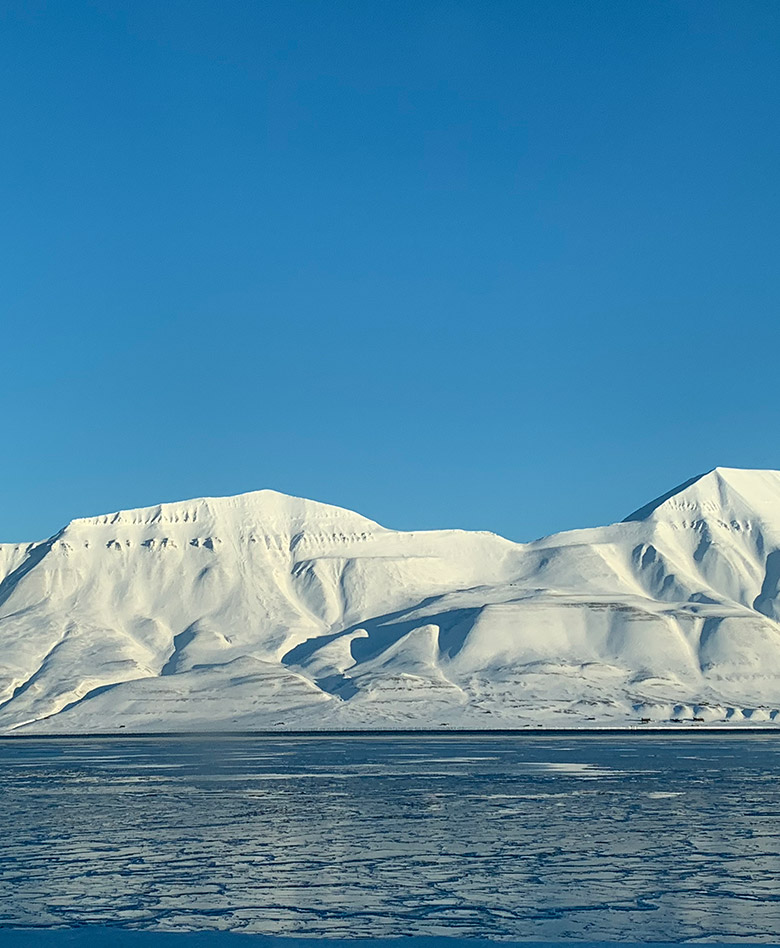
(2, 467, 780, 732)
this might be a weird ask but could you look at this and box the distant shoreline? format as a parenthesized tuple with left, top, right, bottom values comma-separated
(1, 726, 779, 739)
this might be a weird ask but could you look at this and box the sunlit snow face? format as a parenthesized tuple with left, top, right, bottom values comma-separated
(3, 467, 780, 734)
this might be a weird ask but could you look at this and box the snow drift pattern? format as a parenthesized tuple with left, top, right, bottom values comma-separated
(1, 467, 780, 731)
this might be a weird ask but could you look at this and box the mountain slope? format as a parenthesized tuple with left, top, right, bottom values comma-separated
(1, 469, 779, 731)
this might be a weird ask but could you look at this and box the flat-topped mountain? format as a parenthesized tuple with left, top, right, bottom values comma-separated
(1, 468, 779, 731)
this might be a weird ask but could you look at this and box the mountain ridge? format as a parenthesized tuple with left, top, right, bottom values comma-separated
(1, 467, 779, 732)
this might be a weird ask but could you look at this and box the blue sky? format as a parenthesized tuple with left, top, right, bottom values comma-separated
(2, 0, 779, 542)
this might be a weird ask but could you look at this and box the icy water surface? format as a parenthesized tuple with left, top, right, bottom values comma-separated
(1, 734, 779, 941)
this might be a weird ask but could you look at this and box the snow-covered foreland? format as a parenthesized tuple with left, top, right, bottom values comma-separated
(2, 467, 780, 732)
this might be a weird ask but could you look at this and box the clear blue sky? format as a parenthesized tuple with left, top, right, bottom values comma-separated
(2, 0, 779, 543)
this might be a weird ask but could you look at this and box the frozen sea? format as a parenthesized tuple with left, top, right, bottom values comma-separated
(1, 734, 779, 944)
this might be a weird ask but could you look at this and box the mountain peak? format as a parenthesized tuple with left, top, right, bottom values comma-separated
(66, 488, 383, 534)
(623, 467, 780, 523)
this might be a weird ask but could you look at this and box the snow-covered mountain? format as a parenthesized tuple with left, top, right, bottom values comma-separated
(1, 467, 780, 731)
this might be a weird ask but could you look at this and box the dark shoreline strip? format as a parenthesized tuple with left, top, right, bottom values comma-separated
(1, 726, 779, 740)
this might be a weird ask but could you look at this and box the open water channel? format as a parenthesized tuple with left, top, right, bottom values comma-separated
(0, 734, 778, 942)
